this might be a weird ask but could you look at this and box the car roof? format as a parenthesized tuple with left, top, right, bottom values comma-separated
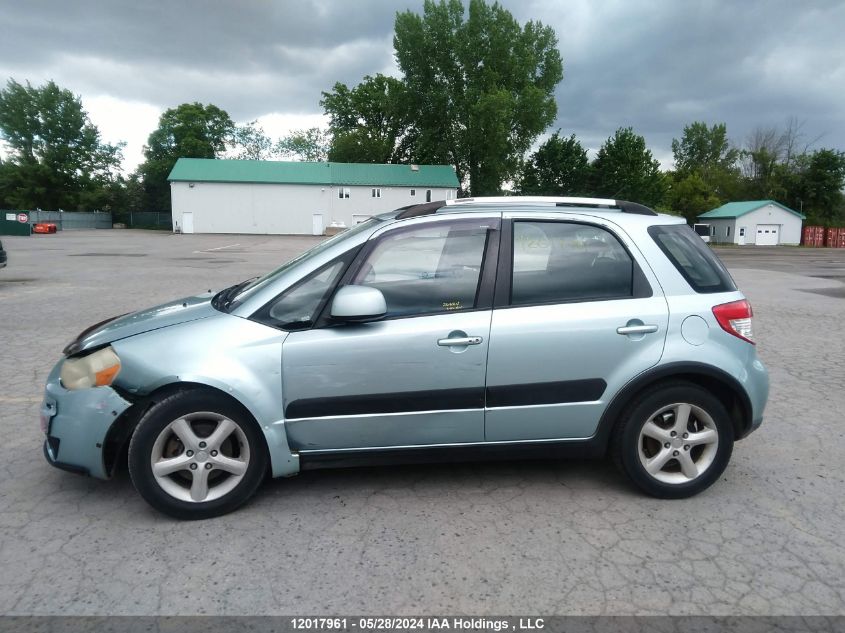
(379, 197, 684, 226)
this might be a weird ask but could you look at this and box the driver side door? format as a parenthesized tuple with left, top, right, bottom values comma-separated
(280, 215, 501, 452)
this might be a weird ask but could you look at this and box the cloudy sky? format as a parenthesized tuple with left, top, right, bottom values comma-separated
(2, 0, 844, 172)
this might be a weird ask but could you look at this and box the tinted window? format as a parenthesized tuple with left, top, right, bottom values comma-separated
(511, 221, 634, 305)
(648, 224, 736, 293)
(351, 221, 489, 317)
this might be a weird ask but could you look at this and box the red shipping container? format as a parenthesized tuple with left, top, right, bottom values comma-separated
(825, 227, 840, 247)
(838, 231, 845, 248)
(804, 225, 825, 247)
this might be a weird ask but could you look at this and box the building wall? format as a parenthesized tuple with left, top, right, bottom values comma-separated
(737, 204, 803, 245)
(703, 218, 736, 244)
(171, 182, 457, 235)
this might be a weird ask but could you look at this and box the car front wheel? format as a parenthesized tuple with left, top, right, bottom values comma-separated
(128, 389, 268, 519)
(611, 382, 734, 498)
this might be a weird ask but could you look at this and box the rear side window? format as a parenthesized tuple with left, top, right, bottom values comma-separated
(511, 221, 634, 305)
(648, 225, 736, 293)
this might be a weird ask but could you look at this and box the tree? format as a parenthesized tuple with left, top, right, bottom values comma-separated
(228, 120, 275, 160)
(519, 132, 590, 195)
(322, 74, 412, 164)
(138, 102, 234, 211)
(391, 0, 563, 195)
(672, 122, 739, 176)
(0, 79, 124, 210)
(277, 127, 331, 162)
(666, 172, 722, 223)
(592, 127, 666, 207)
(668, 122, 742, 219)
(797, 149, 845, 224)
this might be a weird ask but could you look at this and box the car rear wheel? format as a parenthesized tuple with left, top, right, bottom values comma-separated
(128, 389, 268, 519)
(611, 382, 734, 498)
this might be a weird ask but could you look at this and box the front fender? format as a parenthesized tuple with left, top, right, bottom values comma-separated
(111, 314, 298, 477)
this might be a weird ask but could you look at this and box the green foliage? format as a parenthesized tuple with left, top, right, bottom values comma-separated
(0, 79, 124, 210)
(519, 132, 590, 195)
(322, 75, 412, 164)
(228, 120, 275, 160)
(667, 121, 742, 220)
(666, 172, 722, 224)
(672, 122, 739, 176)
(395, 0, 563, 194)
(277, 127, 331, 162)
(138, 102, 234, 211)
(794, 149, 845, 225)
(322, 0, 563, 194)
(592, 127, 667, 207)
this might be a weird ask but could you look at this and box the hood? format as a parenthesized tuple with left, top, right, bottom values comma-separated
(64, 292, 219, 356)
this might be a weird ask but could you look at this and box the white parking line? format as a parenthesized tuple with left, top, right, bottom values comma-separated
(193, 243, 240, 253)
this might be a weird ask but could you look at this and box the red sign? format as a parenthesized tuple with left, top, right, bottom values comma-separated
(17, 213, 28, 223)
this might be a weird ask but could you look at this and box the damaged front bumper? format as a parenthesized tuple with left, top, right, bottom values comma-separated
(41, 361, 133, 479)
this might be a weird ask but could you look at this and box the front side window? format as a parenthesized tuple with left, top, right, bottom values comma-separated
(511, 221, 634, 305)
(350, 221, 490, 317)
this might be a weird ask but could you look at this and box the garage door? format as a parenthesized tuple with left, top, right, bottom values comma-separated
(756, 224, 779, 246)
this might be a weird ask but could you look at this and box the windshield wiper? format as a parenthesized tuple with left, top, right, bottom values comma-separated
(212, 277, 258, 312)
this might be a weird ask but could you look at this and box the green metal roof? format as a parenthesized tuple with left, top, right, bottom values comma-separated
(168, 158, 459, 188)
(698, 200, 805, 220)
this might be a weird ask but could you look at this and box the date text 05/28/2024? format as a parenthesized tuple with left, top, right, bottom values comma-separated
(290, 618, 545, 631)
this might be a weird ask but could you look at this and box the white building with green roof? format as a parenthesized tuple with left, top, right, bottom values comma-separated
(167, 158, 459, 235)
(697, 200, 805, 246)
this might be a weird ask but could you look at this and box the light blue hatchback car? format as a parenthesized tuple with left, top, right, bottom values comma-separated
(42, 197, 768, 519)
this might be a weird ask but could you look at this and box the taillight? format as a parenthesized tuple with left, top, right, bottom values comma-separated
(712, 299, 754, 345)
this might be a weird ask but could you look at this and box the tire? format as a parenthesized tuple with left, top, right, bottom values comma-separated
(128, 388, 268, 519)
(610, 381, 734, 499)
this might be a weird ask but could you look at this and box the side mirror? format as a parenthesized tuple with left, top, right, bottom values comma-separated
(330, 285, 387, 323)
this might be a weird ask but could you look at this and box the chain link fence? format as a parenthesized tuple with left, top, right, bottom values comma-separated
(1, 209, 173, 233)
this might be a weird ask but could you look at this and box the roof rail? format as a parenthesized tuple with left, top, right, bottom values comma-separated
(446, 196, 658, 216)
(446, 196, 617, 207)
(393, 196, 658, 220)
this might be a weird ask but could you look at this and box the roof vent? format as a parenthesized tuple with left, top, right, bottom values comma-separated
(410, 164, 419, 171)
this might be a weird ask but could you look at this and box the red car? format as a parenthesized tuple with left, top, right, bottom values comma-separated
(33, 223, 57, 234)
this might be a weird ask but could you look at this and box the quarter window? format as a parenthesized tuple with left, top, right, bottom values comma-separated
(263, 260, 346, 330)
(350, 221, 490, 317)
(511, 221, 634, 305)
(648, 224, 736, 294)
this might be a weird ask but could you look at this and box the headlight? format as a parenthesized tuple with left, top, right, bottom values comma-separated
(60, 346, 122, 390)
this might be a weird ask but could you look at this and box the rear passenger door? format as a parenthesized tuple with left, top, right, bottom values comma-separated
(484, 216, 669, 442)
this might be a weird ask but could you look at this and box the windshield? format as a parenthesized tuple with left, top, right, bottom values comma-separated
(228, 217, 383, 305)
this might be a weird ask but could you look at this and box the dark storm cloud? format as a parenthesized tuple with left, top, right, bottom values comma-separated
(2, 0, 844, 163)
(0, 0, 419, 117)
(510, 0, 845, 161)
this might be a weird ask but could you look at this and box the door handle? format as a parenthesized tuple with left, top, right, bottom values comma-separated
(616, 324, 658, 335)
(438, 336, 483, 347)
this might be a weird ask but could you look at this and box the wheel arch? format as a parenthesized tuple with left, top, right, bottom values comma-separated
(103, 381, 291, 478)
(594, 362, 753, 453)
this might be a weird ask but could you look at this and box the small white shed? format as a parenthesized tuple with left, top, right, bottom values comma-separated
(697, 200, 805, 245)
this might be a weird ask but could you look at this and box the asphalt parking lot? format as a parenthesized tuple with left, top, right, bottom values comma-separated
(1, 230, 844, 616)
